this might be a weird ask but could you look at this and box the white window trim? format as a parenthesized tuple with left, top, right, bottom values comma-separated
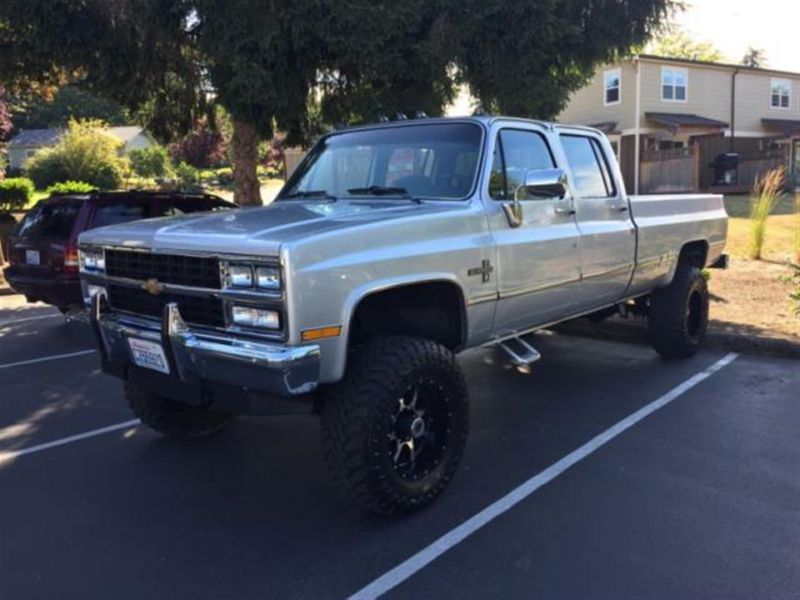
(770, 78, 791, 110)
(661, 66, 688, 103)
(603, 68, 621, 106)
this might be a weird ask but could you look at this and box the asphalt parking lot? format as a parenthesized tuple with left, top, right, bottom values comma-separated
(1, 300, 798, 600)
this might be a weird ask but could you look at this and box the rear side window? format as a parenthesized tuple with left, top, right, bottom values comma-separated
(560, 135, 616, 198)
(92, 203, 148, 228)
(489, 129, 555, 200)
(14, 201, 82, 240)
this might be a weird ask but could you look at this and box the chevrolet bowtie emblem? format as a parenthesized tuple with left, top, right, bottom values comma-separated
(141, 278, 165, 296)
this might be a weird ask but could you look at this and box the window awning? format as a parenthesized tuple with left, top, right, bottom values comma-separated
(762, 118, 800, 137)
(645, 112, 728, 132)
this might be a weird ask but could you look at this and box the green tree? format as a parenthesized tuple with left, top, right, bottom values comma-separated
(2, 0, 673, 204)
(14, 86, 129, 130)
(741, 47, 767, 69)
(129, 145, 173, 179)
(647, 26, 724, 62)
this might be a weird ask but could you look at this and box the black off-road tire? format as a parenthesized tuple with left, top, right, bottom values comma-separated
(125, 379, 234, 438)
(648, 264, 709, 359)
(321, 336, 469, 516)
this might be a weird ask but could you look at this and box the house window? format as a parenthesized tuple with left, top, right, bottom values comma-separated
(26, 150, 37, 158)
(662, 67, 687, 102)
(658, 140, 685, 150)
(771, 79, 791, 109)
(604, 69, 621, 105)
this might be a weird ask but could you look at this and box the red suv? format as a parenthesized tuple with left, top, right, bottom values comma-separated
(4, 191, 235, 312)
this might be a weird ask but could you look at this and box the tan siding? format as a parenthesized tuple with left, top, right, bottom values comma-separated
(560, 58, 799, 138)
(734, 72, 800, 133)
(558, 62, 636, 130)
(639, 61, 732, 125)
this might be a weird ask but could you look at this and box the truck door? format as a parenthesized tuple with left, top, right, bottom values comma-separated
(558, 131, 636, 309)
(484, 125, 582, 335)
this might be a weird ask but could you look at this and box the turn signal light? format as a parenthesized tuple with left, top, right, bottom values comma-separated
(301, 326, 342, 342)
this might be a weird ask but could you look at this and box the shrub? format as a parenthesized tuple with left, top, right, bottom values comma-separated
(169, 118, 228, 169)
(129, 145, 173, 179)
(25, 119, 126, 190)
(748, 167, 786, 260)
(215, 167, 234, 185)
(45, 180, 97, 195)
(175, 162, 200, 191)
(0, 177, 34, 211)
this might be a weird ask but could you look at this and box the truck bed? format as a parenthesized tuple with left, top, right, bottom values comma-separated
(627, 193, 728, 296)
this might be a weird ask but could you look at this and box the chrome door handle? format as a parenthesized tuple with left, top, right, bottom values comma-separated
(610, 204, 629, 212)
(554, 206, 576, 215)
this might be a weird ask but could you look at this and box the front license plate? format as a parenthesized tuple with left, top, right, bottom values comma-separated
(128, 338, 170, 374)
(25, 250, 40, 265)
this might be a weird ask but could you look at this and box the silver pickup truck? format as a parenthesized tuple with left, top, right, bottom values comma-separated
(79, 116, 728, 515)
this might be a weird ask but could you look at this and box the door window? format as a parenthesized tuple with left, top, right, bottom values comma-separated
(489, 130, 555, 200)
(560, 135, 616, 198)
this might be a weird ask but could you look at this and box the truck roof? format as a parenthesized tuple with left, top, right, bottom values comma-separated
(334, 115, 603, 136)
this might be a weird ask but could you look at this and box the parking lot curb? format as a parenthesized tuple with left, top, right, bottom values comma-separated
(557, 317, 800, 360)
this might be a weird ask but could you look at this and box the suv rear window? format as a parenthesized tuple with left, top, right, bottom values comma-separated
(92, 203, 148, 228)
(14, 200, 83, 240)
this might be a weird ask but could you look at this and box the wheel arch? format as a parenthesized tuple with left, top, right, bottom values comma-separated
(346, 277, 468, 352)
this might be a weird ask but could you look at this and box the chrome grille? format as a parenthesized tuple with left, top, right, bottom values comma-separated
(105, 249, 221, 289)
(107, 284, 226, 328)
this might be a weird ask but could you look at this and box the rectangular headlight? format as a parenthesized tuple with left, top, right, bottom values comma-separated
(228, 265, 253, 288)
(231, 305, 280, 329)
(79, 248, 105, 272)
(256, 266, 280, 290)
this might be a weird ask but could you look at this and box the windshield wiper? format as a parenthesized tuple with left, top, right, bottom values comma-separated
(282, 190, 337, 201)
(347, 186, 422, 203)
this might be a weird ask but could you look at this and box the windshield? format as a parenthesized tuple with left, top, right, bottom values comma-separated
(14, 200, 83, 240)
(282, 123, 482, 201)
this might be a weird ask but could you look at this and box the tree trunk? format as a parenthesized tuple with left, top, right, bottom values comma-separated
(232, 118, 262, 206)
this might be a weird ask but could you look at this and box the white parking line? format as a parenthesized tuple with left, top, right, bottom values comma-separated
(0, 349, 96, 370)
(350, 352, 740, 600)
(0, 419, 141, 463)
(0, 313, 61, 326)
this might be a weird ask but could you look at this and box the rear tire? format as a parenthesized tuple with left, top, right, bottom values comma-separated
(648, 264, 709, 359)
(125, 379, 234, 438)
(321, 336, 469, 516)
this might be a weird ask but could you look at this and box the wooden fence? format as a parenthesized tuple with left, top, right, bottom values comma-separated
(639, 145, 699, 194)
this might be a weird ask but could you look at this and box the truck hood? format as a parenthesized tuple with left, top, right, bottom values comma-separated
(78, 200, 462, 256)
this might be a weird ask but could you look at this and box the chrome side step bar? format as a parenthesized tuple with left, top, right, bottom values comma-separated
(497, 335, 541, 366)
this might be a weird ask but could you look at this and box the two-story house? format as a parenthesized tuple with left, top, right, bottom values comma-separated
(558, 54, 799, 193)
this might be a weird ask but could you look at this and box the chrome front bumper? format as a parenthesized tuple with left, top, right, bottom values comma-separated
(90, 292, 320, 405)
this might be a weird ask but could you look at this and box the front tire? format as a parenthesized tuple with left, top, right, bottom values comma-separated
(321, 336, 469, 516)
(125, 379, 234, 438)
(648, 264, 709, 359)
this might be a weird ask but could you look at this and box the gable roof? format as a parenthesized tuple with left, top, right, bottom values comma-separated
(637, 54, 799, 79)
(108, 126, 146, 143)
(8, 129, 64, 147)
(9, 125, 146, 148)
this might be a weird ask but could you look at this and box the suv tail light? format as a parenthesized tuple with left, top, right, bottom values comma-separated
(63, 244, 79, 273)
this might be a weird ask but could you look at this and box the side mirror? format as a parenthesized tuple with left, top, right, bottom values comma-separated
(518, 168, 568, 200)
(504, 168, 569, 228)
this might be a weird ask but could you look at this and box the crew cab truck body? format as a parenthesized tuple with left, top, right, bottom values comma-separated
(79, 116, 727, 515)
